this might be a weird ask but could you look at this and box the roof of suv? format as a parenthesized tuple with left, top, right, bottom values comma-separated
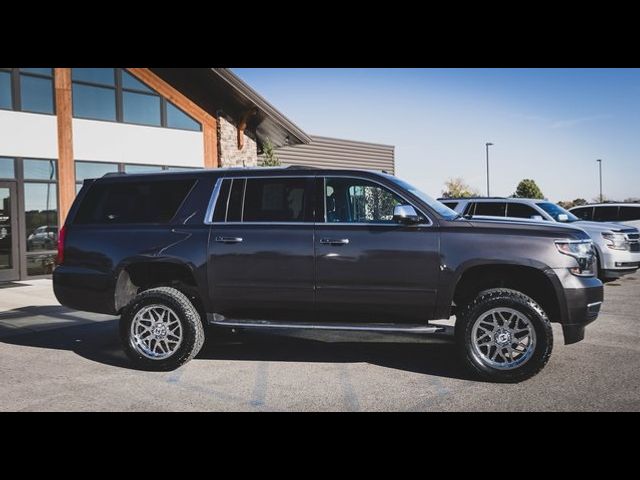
(438, 197, 551, 203)
(569, 203, 640, 208)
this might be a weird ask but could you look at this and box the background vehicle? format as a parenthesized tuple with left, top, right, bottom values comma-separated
(53, 168, 603, 382)
(569, 203, 640, 229)
(441, 197, 640, 281)
(27, 225, 58, 250)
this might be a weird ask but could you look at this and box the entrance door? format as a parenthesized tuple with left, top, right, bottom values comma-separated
(0, 182, 19, 282)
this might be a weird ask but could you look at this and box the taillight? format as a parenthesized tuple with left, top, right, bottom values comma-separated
(56, 225, 67, 265)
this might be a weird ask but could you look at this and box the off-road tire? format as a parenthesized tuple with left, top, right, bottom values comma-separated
(455, 288, 553, 383)
(120, 287, 205, 371)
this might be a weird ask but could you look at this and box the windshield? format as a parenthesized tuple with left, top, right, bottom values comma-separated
(385, 174, 459, 220)
(536, 202, 579, 222)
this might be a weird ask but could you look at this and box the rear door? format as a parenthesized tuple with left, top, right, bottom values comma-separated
(314, 175, 440, 323)
(207, 175, 316, 320)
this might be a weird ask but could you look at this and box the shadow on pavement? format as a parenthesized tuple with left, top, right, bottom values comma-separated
(0, 306, 475, 381)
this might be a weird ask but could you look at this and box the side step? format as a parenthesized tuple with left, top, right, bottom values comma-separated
(206, 315, 450, 335)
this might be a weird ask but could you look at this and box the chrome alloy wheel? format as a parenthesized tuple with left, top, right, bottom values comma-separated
(470, 307, 536, 370)
(130, 305, 183, 360)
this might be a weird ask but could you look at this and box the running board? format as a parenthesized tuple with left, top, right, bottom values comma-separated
(206, 315, 450, 335)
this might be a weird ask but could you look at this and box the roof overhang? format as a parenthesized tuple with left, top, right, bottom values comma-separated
(149, 68, 311, 148)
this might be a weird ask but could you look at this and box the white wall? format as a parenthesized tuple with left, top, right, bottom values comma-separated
(73, 119, 204, 167)
(0, 110, 58, 159)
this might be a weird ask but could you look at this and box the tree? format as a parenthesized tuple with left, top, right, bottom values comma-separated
(557, 200, 573, 210)
(441, 177, 479, 198)
(259, 137, 280, 167)
(513, 179, 544, 199)
(572, 198, 587, 206)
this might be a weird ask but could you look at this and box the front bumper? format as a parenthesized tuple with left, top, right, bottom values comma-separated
(599, 247, 640, 277)
(549, 268, 604, 345)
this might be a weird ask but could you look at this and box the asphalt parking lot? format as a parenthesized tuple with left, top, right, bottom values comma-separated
(1, 276, 639, 411)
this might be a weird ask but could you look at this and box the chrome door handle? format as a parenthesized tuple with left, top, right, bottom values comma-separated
(320, 238, 350, 245)
(215, 236, 243, 244)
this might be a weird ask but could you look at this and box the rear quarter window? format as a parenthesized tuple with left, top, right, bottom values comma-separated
(620, 206, 640, 221)
(571, 206, 593, 220)
(73, 179, 196, 224)
(593, 206, 619, 222)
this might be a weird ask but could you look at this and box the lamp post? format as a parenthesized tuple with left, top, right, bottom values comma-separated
(596, 159, 603, 203)
(485, 142, 493, 197)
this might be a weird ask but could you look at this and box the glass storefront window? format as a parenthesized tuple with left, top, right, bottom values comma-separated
(24, 182, 58, 276)
(0, 157, 15, 179)
(76, 161, 119, 182)
(124, 164, 164, 174)
(23, 159, 57, 181)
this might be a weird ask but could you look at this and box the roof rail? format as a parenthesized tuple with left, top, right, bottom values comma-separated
(285, 165, 318, 169)
(437, 196, 508, 200)
(103, 172, 126, 177)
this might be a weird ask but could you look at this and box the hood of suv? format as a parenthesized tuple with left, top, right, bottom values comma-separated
(464, 216, 590, 240)
(571, 220, 639, 234)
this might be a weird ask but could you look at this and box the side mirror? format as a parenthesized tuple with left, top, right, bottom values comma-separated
(393, 205, 422, 224)
(557, 214, 569, 222)
(530, 215, 544, 221)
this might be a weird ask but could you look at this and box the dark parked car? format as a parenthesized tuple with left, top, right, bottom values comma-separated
(53, 167, 603, 382)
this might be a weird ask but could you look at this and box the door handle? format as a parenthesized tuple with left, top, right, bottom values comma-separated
(320, 238, 350, 245)
(215, 236, 243, 244)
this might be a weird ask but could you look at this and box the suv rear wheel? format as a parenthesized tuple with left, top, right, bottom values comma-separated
(120, 287, 205, 371)
(455, 288, 553, 383)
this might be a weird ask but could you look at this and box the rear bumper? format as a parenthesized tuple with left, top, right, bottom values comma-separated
(53, 265, 116, 315)
(549, 268, 603, 345)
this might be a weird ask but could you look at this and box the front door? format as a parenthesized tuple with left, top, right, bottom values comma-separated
(315, 176, 441, 323)
(0, 182, 19, 282)
(208, 176, 316, 320)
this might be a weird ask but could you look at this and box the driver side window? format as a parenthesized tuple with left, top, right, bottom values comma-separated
(325, 177, 404, 224)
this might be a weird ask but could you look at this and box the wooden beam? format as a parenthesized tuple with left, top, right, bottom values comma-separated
(54, 68, 75, 226)
(127, 68, 218, 169)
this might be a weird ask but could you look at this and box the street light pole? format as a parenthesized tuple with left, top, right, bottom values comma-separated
(485, 142, 493, 196)
(596, 159, 603, 203)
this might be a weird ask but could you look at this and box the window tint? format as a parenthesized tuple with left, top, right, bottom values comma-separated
(243, 178, 309, 222)
(166, 102, 201, 131)
(72, 84, 116, 121)
(571, 207, 593, 221)
(0, 71, 12, 109)
(76, 161, 119, 181)
(74, 179, 195, 224)
(20, 75, 54, 114)
(473, 202, 506, 217)
(0, 157, 14, 179)
(212, 179, 232, 222)
(507, 202, 541, 219)
(226, 179, 245, 222)
(593, 206, 619, 222)
(325, 177, 403, 224)
(463, 202, 476, 215)
(122, 91, 161, 126)
(441, 201, 458, 210)
(619, 206, 640, 222)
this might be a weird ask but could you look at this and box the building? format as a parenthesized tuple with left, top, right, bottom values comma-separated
(0, 68, 394, 282)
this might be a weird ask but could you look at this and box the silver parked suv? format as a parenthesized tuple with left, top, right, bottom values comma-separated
(440, 197, 640, 281)
(569, 203, 640, 230)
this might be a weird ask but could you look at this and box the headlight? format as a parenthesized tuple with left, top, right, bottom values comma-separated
(555, 239, 596, 277)
(602, 232, 628, 251)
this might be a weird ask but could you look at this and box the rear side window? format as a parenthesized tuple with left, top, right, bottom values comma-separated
(571, 206, 593, 220)
(243, 178, 309, 222)
(620, 206, 640, 221)
(74, 179, 195, 224)
(593, 206, 619, 222)
(507, 203, 541, 219)
(474, 202, 507, 217)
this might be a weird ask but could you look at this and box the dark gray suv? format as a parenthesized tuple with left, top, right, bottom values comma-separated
(53, 167, 603, 382)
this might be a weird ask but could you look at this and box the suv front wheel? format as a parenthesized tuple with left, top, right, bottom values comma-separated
(120, 287, 205, 371)
(455, 288, 553, 383)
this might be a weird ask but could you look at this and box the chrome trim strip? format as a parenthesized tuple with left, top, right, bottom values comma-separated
(205, 173, 434, 227)
(587, 301, 603, 308)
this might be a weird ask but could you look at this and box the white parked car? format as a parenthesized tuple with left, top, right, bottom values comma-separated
(569, 203, 640, 230)
(440, 197, 640, 281)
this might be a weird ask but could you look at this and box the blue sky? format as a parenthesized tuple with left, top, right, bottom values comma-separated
(233, 68, 640, 202)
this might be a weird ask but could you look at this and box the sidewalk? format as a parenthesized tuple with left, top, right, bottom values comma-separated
(0, 279, 114, 338)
